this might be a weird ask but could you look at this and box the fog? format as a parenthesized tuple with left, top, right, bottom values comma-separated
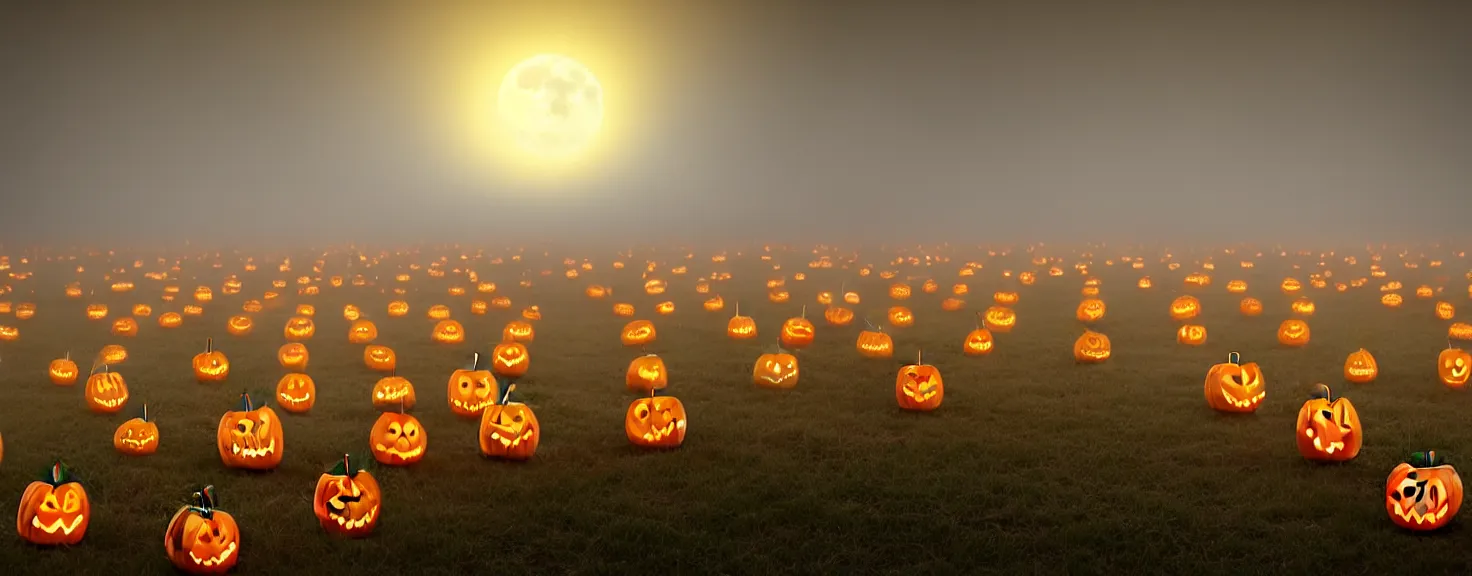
(1, 0, 1468, 249)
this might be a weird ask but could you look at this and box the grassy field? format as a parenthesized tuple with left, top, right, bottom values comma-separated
(0, 245, 1469, 575)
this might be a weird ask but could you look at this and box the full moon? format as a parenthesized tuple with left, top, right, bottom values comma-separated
(497, 54, 604, 160)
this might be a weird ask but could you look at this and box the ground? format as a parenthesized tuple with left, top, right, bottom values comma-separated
(0, 246, 1467, 575)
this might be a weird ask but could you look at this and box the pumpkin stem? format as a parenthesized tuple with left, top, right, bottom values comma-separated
(470, 351, 480, 371)
(205, 337, 213, 354)
(142, 403, 149, 422)
(342, 454, 352, 477)
(734, 302, 740, 317)
(1228, 351, 1240, 365)
(501, 383, 516, 405)
(800, 305, 806, 319)
(398, 399, 406, 414)
(917, 349, 923, 365)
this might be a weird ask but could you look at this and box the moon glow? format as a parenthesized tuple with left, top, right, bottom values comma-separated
(497, 54, 604, 160)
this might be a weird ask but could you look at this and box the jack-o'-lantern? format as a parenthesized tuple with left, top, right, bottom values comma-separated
(703, 295, 724, 311)
(363, 345, 396, 372)
(844, 291, 861, 305)
(100, 344, 128, 364)
(1416, 285, 1435, 299)
(492, 341, 530, 378)
(295, 304, 315, 317)
(479, 380, 539, 460)
(767, 289, 790, 303)
(313, 454, 382, 537)
(1204, 352, 1266, 413)
(216, 393, 283, 470)
(728, 304, 757, 339)
(964, 314, 994, 356)
(1436, 301, 1455, 320)
(275, 373, 316, 413)
(1226, 280, 1247, 293)
(343, 304, 360, 321)
(347, 320, 377, 344)
(242, 300, 262, 313)
(470, 300, 488, 314)
(85, 303, 108, 320)
(371, 409, 426, 465)
(502, 320, 534, 343)
(386, 300, 409, 317)
(49, 353, 78, 385)
(1137, 277, 1152, 289)
(226, 315, 253, 336)
(1385, 451, 1463, 531)
(857, 323, 894, 358)
(447, 352, 496, 417)
(1278, 319, 1311, 347)
(194, 286, 213, 302)
(431, 319, 465, 344)
(1240, 297, 1263, 317)
(994, 291, 1019, 305)
(132, 303, 152, 317)
(85, 366, 129, 413)
(16, 462, 90, 546)
(1281, 278, 1302, 294)
(163, 485, 238, 574)
(1382, 293, 1403, 308)
(193, 338, 230, 383)
(372, 369, 416, 410)
(1439, 347, 1471, 388)
(159, 312, 183, 328)
(1169, 296, 1201, 320)
(111, 317, 138, 337)
(1073, 330, 1111, 363)
(612, 302, 635, 317)
(283, 316, 315, 341)
(113, 404, 159, 456)
(887, 306, 914, 327)
(182, 305, 204, 316)
(278, 343, 309, 370)
(1343, 348, 1378, 383)
(896, 351, 943, 411)
(889, 282, 911, 300)
(426, 304, 451, 320)
(816, 291, 833, 305)
(753, 349, 799, 389)
(982, 306, 1016, 333)
(1177, 324, 1207, 346)
(626, 390, 687, 448)
(1452, 323, 1472, 341)
(0, 325, 18, 342)
(940, 297, 965, 311)
(1295, 384, 1361, 462)
(621, 319, 656, 346)
(655, 301, 675, 315)
(1290, 297, 1316, 316)
(585, 285, 608, 299)
(824, 306, 853, 326)
(626, 354, 668, 392)
(1076, 298, 1106, 323)
(952, 283, 969, 296)
(780, 307, 815, 349)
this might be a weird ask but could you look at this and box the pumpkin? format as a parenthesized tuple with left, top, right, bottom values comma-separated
(216, 393, 283, 470)
(887, 306, 914, 327)
(492, 340, 530, 378)
(133, 303, 152, 317)
(448, 352, 497, 417)
(295, 304, 316, 317)
(621, 319, 656, 346)
(85, 366, 129, 413)
(626, 390, 687, 448)
(343, 304, 360, 321)
(372, 369, 416, 409)
(780, 307, 815, 349)
(194, 286, 213, 302)
(479, 381, 539, 460)
(1075, 298, 1106, 323)
(824, 306, 854, 327)
(1436, 301, 1455, 320)
(278, 343, 309, 370)
(703, 295, 725, 312)
(163, 486, 239, 574)
(940, 297, 965, 311)
(16, 462, 90, 545)
(100, 344, 128, 364)
(896, 351, 943, 411)
(1343, 348, 1378, 383)
(48, 353, 78, 385)
(1291, 297, 1315, 316)
(470, 299, 488, 314)
(1137, 277, 1152, 289)
(1225, 280, 1247, 293)
(387, 300, 409, 317)
(113, 404, 159, 455)
(843, 291, 861, 305)
(347, 319, 377, 344)
(1169, 295, 1200, 320)
(313, 455, 382, 537)
(1073, 330, 1111, 363)
(1386, 451, 1463, 531)
(283, 316, 315, 341)
(1176, 324, 1207, 346)
(1240, 297, 1263, 317)
(85, 303, 108, 320)
(753, 349, 799, 389)
(626, 354, 668, 392)
(1281, 277, 1302, 294)
(158, 312, 183, 328)
(994, 291, 1019, 305)
(226, 315, 253, 336)
(502, 320, 535, 343)
(426, 304, 452, 320)
(1439, 347, 1471, 388)
(192, 338, 229, 383)
(1295, 384, 1361, 462)
(111, 317, 138, 337)
(1452, 323, 1472, 341)
(963, 314, 994, 356)
(856, 323, 895, 358)
(889, 282, 911, 301)
(727, 304, 756, 339)
(1204, 352, 1266, 413)
(1382, 293, 1404, 308)
(1277, 319, 1311, 347)
(431, 319, 465, 344)
(612, 302, 634, 317)
(370, 409, 426, 465)
(275, 373, 316, 413)
(982, 306, 1016, 332)
(361, 344, 395, 372)
(816, 291, 833, 305)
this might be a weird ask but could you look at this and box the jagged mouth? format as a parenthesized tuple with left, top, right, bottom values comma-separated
(278, 393, 311, 404)
(1347, 367, 1376, 377)
(189, 541, 237, 567)
(487, 427, 536, 449)
(1391, 501, 1450, 526)
(1304, 428, 1347, 454)
(328, 504, 378, 531)
(451, 398, 493, 413)
(1220, 389, 1265, 409)
(902, 386, 938, 402)
(375, 443, 424, 461)
(759, 371, 796, 385)
(376, 388, 410, 401)
(230, 439, 276, 458)
(639, 420, 686, 442)
(120, 436, 155, 448)
(31, 515, 85, 535)
(92, 394, 128, 408)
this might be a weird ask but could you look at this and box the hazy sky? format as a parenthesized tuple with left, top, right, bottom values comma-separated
(1, 0, 1468, 248)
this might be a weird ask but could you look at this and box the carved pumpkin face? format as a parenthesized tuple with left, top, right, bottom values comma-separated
(843, 291, 861, 305)
(703, 295, 725, 311)
(49, 354, 78, 385)
(824, 306, 853, 326)
(887, 306, 914, 327)
(626, 354, 668, 392)
(85, 369, 129, 413)
(111, 317, 138, 337)
(100, 344, 128, 364)
(356, 345, 393, 372)
(448, 354, 497, 417)
(1381, 293, 1403, 308)
(1436, 301, 1456, 320)
(1073, 330, 1111, 363)
(1452, 323, 1472, 341)
(226, 315, 253, 336)
(386, 300, 409, 317)
(626, 393, 687, 448)
(889, 283, 911, 300)
(343, 304, 360, 321)
(1075, 299, 1106, 323)
(113, 405, 159, 456)
(727, 313, 756, 339)
(164, 487, 238, 573)
(1343, 348, 1378, 383)
(216, 394, 283, 470)
(313, 455, 381, 537)
(17, 462, 90, 545)
(1385, 452, 1463, 531)
(1295, 384, 1361, 461)
(1169, 296, 1201, 320)
(1204, 353, 1266, 413)
(896, 356, 943, 411)
(617, 319, 656, 346)
(1240, 297, 1263, 317)
(1278, 319, 1311, 347)
(1176, 324, 1207, 346)
(85, 303, 108, 320)
(193, 338, 230, 383)
(1225, 280, 1247, 293)
(275, 373, 316, 413)
(993, 291, 1019, 305)
(1281, 278, 1302, 294)
(857, 330, 894, 358)
(1291, 297, 1315, 316)
(767, 289, 790, 303)
(371, 412, 426, 465)
(611, 302, 634, 317)
(480, 399, 539, 460)
(347, 320, 377, 344)
(502, 320, 535, 343)
(277, 343, 309, 370)
(753, 352, 799, 388)
(1439, 348, 1471, 388)
(983, 306, 1016, 332)
(491, 341, 529, 378)
(963, 328, 993, 356)
(157, 312, 183, 328)
(372, 373, 416, 410)
(1137, 277, 1152, 289)
(283, 316, 315, 341)
(780, 314, 815, 349)
(431, 319, 465, 344)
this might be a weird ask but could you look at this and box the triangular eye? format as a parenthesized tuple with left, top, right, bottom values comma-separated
(1319, 409, 1332, 420)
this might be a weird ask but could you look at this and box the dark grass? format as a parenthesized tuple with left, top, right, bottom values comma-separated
(0, 247, 1470, 575)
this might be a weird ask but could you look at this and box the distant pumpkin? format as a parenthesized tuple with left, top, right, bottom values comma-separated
(113, 404, 159, 456)
(1343, 348, 1378, 384)
(1439, 347, 1471, 388)
(753, 350, 799, 389)
(370, 410, 426, 465)
(1073, 330, 1111, 363)
(275, 373, 316, 413)
(363, 345, 397, 372)
(896, 351, 943, 411)
(1295, 384, 1361, 462)
(1278, 319, 1311, 347)
(278, 343, 309, 370)
(1176, 324, 1207, 346)
(626, 354, 668, 392)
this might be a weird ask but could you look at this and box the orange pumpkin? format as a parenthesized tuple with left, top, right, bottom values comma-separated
(626, 354, 668, 392)
(857, 324, 894, 358)
(192, 338, 230, 383)
(278, 343, 309, 370)
(1169, 296, 1200, 321)
(363, 345, 397, 372)
(313, 454, 382, 537)
(371, 409, 426, 465)
(887, 306, 914, 328)
(727, 304, 756, 339)
(216, 393, 283, 470)
(982, 306, 1016, 333)
(283, 316, 315, 341)
(1176, 324, 1207, 346)
(1385, 451, 1463, 531)
(622, 319, 656, 346)
(85, 366, 129, 414)
(275, 373, 316, 413)
(1073, 330, 1111, 363)
(431, 319, 465, 344)
(1343, 348, 1378, 383)
(347, 319, 377, 344)
(372, 369, 416, 410)
(1239, 297, 1263, 317)
(1295, 384, 1361, 462)
(163, 485, 238, 574)
(1075, 298, 1106, 323)
(626, 390, 687, 449)
(502, 320, 535, 343)
(824, 306, 854, 327)
(753, 350, 799, 389)
(16, 462, 90, 546)
(491, 340, 530, 378)
(113, 404, 159, 456)
(963, 316, 994, 356)
(1439, 347, 1471, 388)
(1278, 319, 1311, 347)
(48, 353, 78, 385)
(448, 352, 497, 417)
(895, 351, 943, 411)
(479, 381, 539, 460)
(779, 307, 815, 349)
(225, 315, 253, 336)
(1204, 352, 1265, 413)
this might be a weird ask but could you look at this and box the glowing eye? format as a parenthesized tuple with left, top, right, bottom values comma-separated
(404, 423, 418, 437)
(387, 422, 401, 436)
(1319, 409, 1332, 420)
(39, 494, 59, 513)
(513, 414, 524, 423)
(459, 380, 471, 391)
(635, 405, 650, 420)
(61, 491, 81, 513)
